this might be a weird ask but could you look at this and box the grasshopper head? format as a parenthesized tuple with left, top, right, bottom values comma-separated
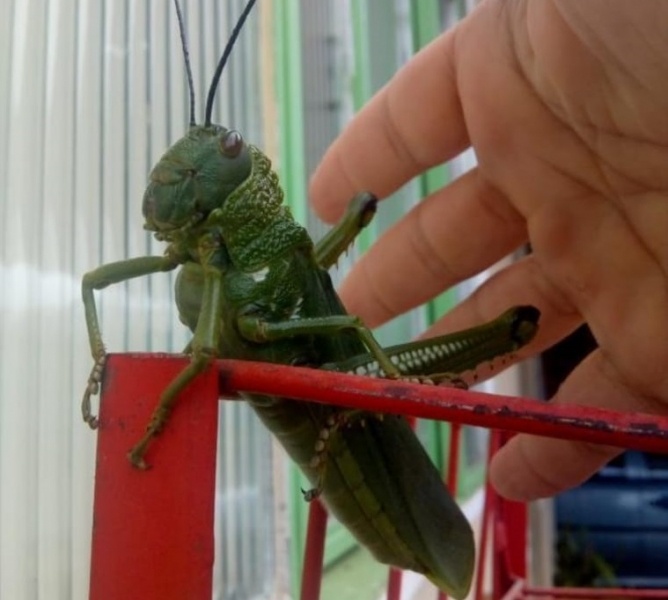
(142, 125, 252, 234)
(146, 0, 258, 237)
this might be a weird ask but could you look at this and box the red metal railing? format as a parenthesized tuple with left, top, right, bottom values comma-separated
(89, 354, 668, 600)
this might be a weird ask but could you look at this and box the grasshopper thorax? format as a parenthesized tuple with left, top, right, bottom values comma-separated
(142, 125, 252, 236)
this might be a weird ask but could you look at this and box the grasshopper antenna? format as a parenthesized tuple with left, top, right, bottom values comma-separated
(173, 0, 196, 127)
(204, 0, 258, 127)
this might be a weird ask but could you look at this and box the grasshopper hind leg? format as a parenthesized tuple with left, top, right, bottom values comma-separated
(301, 409, 369, 501)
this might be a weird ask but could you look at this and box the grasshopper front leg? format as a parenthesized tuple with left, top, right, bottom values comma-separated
(127, 266, 224, 468)
(81, 256, 179, 427)
(314, 192, 377, 269)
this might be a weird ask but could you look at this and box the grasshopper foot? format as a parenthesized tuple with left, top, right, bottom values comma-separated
(127, 440, 152, 470)
(127, 407, 171, 469)
(401, 373, 468, 389)
(82, 354, 107, 429)
(302, 441, 328, 501)
(301, 486, 322, 502)
(426, 373, 469, 389)
(302, 411, 372, 502)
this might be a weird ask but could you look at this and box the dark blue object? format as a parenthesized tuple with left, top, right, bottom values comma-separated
(556, 451, 668, 588)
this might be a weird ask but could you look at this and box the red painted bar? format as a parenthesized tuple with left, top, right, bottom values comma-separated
(88, 355, 668, 600)
(218, 360, 668, 453)
(504, 584, 668, 600)
(525, 588, 668, 599)
(89, 354, 219, 600)
(500, 579, 525, 600)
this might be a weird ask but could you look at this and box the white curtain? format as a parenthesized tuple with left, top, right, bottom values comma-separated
(0, 1, 276, 598)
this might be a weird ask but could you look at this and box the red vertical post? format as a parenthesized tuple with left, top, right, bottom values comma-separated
(476, 431, 503, 600)
(491, 432, 526, 600)
(493, 431, 527, 595)
(89, 354, 220, 600)
(438, 423, 463, 600)
(301, 500, 328, 600)
(446, 424, 462, 494)
(387, 568, 403, 600)
(498, 498, 527, 581)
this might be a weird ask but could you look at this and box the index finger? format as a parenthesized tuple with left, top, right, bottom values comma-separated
(309, 29, 468, 222)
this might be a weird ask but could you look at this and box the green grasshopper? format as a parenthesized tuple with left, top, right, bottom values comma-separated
(80, 1, 540, 597)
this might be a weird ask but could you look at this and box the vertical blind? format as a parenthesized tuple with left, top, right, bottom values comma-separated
(0, 1, 276, 598)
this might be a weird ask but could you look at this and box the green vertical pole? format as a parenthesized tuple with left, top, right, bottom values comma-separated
(273, 1, 308, 595)
(350, 0, 375, 253)
(409, 0, 456, 325)
(411, 0, 449, 199)
(409, 0, 459, 481)
(275, 0, 307, 226)
(351, 1, 372, 110)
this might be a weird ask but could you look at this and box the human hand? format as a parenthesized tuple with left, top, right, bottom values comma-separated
(309, 0, 668, 501)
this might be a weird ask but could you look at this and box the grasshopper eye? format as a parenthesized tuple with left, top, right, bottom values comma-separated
(221, 130, 243, 158)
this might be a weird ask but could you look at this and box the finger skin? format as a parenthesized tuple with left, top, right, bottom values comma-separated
(310, 0, 668, 500)
(336, 169, 527, 328)
(309, 26, 468, 222)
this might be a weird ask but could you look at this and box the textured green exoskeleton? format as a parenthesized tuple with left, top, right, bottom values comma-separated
(80, 2, 540, 597)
